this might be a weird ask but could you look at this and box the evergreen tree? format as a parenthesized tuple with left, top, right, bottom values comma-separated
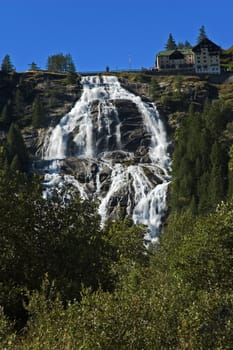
(14, 89, 25, 121)
(204, 100, 225, 138)
(207, 142, 224, 208)
(6, 123, 28, 172)
(197, 25, 208, 43)
(228, 145, 233, 198)
(149, 77, 161, 100)
(32, 95, 46, 128)
(165, 33, 177, 50)
(65, 53, 76, 73)
(28, 62, 40, 71)
(177, 42, 184, 49)
(196, 172, 210, 213)
(184, 40, 192, 48)
(1, 54, 14, 73)
(10, 154, 22, 172)
(171, 99, 230, 215)
(0, 146, 8, 171)
(46, 53, 76, 73)
(0, 103, 12, 130)
(177, 41, 192, 50)
(66, 71, 77, 84)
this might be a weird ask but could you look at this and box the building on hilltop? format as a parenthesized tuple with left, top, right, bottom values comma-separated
(156, 49, 194, 71)
(192, 37, 221, 74)
(156, 38, 221, 74)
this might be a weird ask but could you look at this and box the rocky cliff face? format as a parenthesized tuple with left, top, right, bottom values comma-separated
(21, 71, 232, 238)
(0, 70, 82, 154)
(32, 75, 171, 240)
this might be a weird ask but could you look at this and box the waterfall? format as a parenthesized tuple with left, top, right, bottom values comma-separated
(41, 75, 171, 241)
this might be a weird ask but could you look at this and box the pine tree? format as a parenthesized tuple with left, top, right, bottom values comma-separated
(197, 171, 211, 213)
(28, 62, 40, 71)
(10, 154, 22, 172)
(32, 96, 46, 128)
(0, 146, 8, 171)
(6, 123, 28, 172)
(149, 77, 160, 100)
(165, 34, 177, 50)
(14, 89, 24, 121)
(208, 142, 224, 208)
(177, 42, 184, 49)
(177, 41, 192, 49)
(65, 53, 76, 73)
(228, 145, 233, 198)
(189, 195, 197, 215)
(184, 40, 192, 48)
(0, 103, 12, 130)
(197, 25, 208, 43)
(1, 55, 14, 73)
(46, 53, 76, 73)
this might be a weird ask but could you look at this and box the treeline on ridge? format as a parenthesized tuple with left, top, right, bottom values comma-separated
(1, 53, 76, 74)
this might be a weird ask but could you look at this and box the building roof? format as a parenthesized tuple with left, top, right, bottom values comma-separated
(170, 50, 185, 59)
(192, 38, 221, 53)
(157, 50, 175, 56)
(157, 49, 193, 57)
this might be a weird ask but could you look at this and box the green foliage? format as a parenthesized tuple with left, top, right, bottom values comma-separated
(0, 146, 7, 169)
(0, 70, 233, 348)
(0, 171, 114, 324)
(0, 307, 15, 349)
(65, 71, 79, 84)
(1, 54, 14, 73)
(177, 41, 184, 49)
(13, 88, 25, 122)
(177, 40, 192, 49)
(149, 77, 161, 100)
(20, 277, 79, 350)
(46, 53, 76, 73)
(197, 25, 208, 43)
(165, 33, 177, 50)
(28, 62, 40, 71)
(171, 99, 231, 214)
(31, 95, 47, 128)
(10, 154, 23, 171)
(177, 290, 233, 350)
(161, 206, 233, 292)
(228, 145, 233, 197)
(2, 200, 232, 349)
(6, 123, 28, 171)
(220, 46, 233, 71)
(150, 206, 233, 348)
(184, 40, 192, 48)
(0, 102, 12, 129)
(173, 75, 183, 99)
(103, 218, 148, 283)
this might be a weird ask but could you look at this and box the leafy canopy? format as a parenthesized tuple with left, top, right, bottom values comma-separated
(46, 53, 76, 73)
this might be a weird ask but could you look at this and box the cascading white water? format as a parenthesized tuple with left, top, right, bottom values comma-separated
(42, 75, 171, 241)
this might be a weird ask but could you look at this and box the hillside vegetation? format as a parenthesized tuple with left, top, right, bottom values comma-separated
(221, 46, 233, 71)
(0, 69, 233, 348)
(0, 171, 232, 349)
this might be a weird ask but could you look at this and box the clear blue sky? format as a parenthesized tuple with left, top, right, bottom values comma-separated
(1, 0, 233, 72)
